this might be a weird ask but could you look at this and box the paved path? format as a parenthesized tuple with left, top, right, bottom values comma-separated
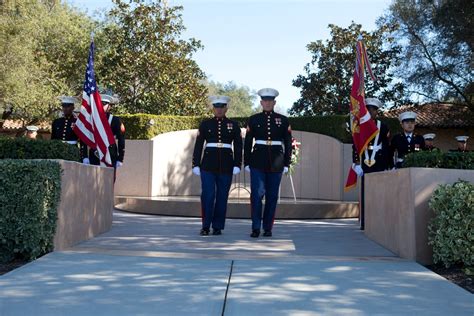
(1, 211, 472, 315)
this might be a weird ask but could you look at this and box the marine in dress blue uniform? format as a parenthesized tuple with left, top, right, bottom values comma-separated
(352, 98, 391, 175)
(192, 96, 243, 236)
(450, 136, 470, 152)
(351, 98, 391, 230)
(244, 88, 292, 238)
(423, 133, 439, 152)
(51, 96, 84, 159)
(390, 111, 426, 168)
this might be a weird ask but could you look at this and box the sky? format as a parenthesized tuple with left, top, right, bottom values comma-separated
(69, 0, 393, 113)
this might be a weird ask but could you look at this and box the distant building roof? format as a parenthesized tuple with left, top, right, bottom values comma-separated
(383, 103, 474, 128)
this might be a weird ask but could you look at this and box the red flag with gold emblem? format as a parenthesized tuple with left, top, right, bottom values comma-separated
(344, 36, 378, 191)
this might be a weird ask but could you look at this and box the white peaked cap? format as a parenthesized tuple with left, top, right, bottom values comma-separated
(365, 98, 383, 108)
(209, 95, 231, 105)
(257, 88, 279, 98)
(100, 94, 115, 104)
(399, 111, 417, 122)
(455, 136, 469, 142)
(60, 96, 77, 105)
(423, 133, 436, 140)
(26, 126, 39, 131)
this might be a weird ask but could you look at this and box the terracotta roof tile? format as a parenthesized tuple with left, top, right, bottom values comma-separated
(383, 103, 474, 128)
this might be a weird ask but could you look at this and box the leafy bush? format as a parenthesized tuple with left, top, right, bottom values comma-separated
(428, 180, 474, 267)
(0, 160, 62, 263)
(442, 152, 474, 169)
(120, 113, 400, 142)
(403, 151, 474, 169)
(0, 138, 80, 161)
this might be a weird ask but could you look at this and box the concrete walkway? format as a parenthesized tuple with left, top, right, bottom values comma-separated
(1, 211, 472, 315)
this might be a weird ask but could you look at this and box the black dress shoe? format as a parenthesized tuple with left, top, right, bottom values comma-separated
(200, 229, 210, 236)
(212, 229, 222, 235)
(250, 230, 260, 238)
(263, 230, 272, 237)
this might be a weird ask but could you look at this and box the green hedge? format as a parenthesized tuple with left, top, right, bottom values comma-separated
(0, 138, 80, 161)
(120, 114, 401, 142)
(428, 180, 474, 267)
(0, 160, 62, 263)
(402, 151, 474, 169)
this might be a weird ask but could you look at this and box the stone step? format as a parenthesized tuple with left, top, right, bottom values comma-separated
(115, 196, 359, 219)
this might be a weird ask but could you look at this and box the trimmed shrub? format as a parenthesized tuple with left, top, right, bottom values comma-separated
(0, 138, 80, 161)
(428, 180, 474, 267)
(120, 113, 401, 142)
(403, 151, 474, 169)
(0, 160, 62, 263)
(120, 114, 203, 140)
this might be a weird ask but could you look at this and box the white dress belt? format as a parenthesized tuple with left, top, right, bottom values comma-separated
(206, 143, 232, 149)
(62, 140, 78, 145)
(255, 140, 282, 146)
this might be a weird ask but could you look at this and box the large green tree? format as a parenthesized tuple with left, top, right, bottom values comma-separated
(384, 0, 473, 109)
(0, 0, 96, 123)
(207, 81, 256, 117)
(97, 0, 208, 116)
(290, 22, 406, 116)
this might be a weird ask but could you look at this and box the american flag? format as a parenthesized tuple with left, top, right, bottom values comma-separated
(74, 41, 115, 167)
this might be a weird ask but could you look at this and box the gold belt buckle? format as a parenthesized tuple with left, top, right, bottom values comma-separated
(364, 159, 376, 167)
(266, 140, 272, 145)
(217, 143, 224, 148)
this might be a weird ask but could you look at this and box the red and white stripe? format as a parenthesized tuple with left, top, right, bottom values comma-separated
(74, 90, 115, 167)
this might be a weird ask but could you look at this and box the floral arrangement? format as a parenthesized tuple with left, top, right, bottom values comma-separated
(288, 137, 301, 175)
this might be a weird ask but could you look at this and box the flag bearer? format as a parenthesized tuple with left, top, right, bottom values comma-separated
(192, 96, 242, 236)
(244, 88, 292, 238)
(84, 94, 125, 169)
(352, 97, 391, 176)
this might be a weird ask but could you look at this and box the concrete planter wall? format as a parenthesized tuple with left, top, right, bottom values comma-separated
(364, 168, 474, 265)
(114, 130, 359, 201)
(53, 161, 114, 250)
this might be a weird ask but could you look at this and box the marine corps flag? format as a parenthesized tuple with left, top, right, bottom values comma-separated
(344, 36, 378, 191)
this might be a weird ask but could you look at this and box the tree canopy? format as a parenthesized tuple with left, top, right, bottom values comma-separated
(97, 0, 208, 116)
(0, 0, 96, 122)
(384, 0, 473, 109)
(290, 22, 406, 116)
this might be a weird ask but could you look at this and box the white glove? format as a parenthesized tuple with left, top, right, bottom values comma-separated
(283, 166, 289, 174)
(82, 158, 90, 165)
(192, 166, 201, 176)
(353, 164, 364, 177)
(244, 165, 251, 173)
(233, 167, 241, 175)
(116, 161, 123, 168)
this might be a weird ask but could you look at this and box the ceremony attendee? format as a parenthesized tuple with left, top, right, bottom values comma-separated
(51, 97, 84, 158)
(244, 88, 292, 238)
(352, 97, 391, 176)
(423, 133, 439, 152)
(83, 94, 125, 169)
(192, 96, 242, 236)
(25, 126, 39, 140)
(390, 111, 425, 168)
(451, 136, 469, 152)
